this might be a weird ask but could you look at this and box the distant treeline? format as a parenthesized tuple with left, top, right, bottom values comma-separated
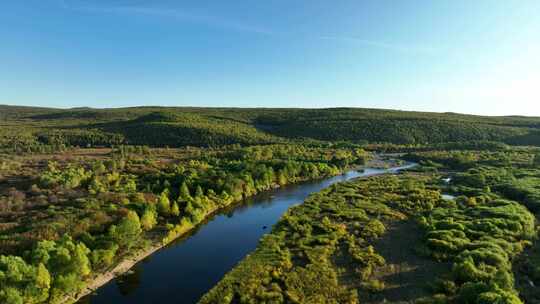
(2, 105, 540, 149)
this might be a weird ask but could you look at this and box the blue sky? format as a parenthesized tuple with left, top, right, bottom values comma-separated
(1, 1, 539, 115)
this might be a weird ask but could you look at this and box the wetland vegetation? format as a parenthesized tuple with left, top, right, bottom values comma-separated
(1, 106, 540, 303)
(201, 146, 540, 304)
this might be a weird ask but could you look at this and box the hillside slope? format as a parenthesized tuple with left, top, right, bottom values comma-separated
(1, 105, 540, 148)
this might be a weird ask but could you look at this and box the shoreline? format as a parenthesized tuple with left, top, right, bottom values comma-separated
(63, 168, 357, 303)
(64, 159, 405, 303)
(65, 193, 236, 303)
(69, 240, 165, 303)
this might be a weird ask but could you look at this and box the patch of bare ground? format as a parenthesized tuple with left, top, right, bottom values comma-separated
(337, 220, 451, 304)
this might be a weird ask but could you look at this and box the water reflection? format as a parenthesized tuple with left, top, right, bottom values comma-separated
(117, 264, 142, 296)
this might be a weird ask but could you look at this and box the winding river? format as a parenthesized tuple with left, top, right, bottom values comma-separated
(79, 163, 416, 304)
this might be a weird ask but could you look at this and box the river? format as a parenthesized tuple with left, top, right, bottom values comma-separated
(79, 162, 416, 304)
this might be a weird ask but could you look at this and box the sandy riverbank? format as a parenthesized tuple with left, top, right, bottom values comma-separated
(64, 237, 166, 303)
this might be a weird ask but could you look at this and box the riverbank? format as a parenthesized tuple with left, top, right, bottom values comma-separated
(200, 166, 535, 304)
(63, 164, 371, 303)
(67, 240, 164, 303)
(68, 158, 416, 304)
(66, 200, 233, 303)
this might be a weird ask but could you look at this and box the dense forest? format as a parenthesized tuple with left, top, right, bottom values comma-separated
(2, 105, 540, 149)
(2, 105, 540, 304)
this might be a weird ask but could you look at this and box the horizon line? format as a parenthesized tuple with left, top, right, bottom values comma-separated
(1, 103, 537, 118)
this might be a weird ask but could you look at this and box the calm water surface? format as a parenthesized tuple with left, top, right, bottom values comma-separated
(79, 163, 416, 304)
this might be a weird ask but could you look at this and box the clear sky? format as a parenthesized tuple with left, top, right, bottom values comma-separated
(1, 1, 539, 115)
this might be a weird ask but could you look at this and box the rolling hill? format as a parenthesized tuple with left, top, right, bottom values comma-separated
(2, 105, 540, 148)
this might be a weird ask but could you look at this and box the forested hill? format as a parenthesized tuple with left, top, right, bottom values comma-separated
(2, 105, 540, 148)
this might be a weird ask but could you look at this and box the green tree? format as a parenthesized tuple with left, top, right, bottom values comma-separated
(171, 202, 180, 216)
(32, 236, 91, 278)
(179, 182, 192, 201)
(88, 176, 106, 194)
(36, 263, 52, 290)
(277, 170, 288, 186)
(90, 245, 118, 269)
(0, 256, 51, 304)
(0, 287, 23, 304)
(195, 185, 204, 198)
(140, 208, 158, 230)
(109, 211, 142, 250)
(157, 192, 171, 215)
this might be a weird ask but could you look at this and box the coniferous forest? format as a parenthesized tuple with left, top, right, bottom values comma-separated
(1, 106, 540, 304)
